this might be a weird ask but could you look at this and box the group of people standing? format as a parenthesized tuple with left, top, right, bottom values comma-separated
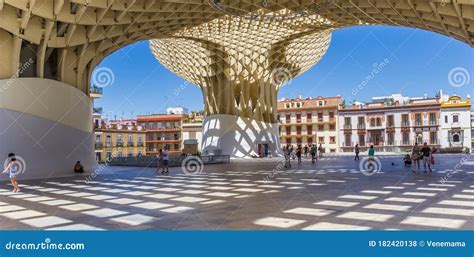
(409, 142, 436, 174)
(354, 142, 437, 174)
(282, 144, 324, 167)
(354, 144, 375, 162)
(155, 146, 170, 175)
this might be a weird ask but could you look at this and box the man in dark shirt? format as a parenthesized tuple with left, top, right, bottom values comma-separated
(74, 161, 84, 173)
(421, 143, 431, 173)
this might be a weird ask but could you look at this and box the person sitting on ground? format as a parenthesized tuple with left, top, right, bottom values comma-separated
(403, 154, 412, 166)
(74, 161, 84, 173)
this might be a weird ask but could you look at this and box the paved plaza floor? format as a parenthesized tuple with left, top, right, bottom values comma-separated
(1, 154, 473, 230)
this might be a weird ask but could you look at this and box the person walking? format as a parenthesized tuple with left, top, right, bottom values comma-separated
(162, 146, 170, 174)
(284, 145, 291, 168)
(296, 145, 302, 164)
(2, 153, 20, 192)
(318, 144, 323, 158)
(411, 143, 421, 174)
(310, 144, 317, 164)
(421, 142, 431, 174)
(303, 145, 308, 159)
(368, 144, 375, 160)
(156, 149, 163, 175)
(354, 144, 360, 161)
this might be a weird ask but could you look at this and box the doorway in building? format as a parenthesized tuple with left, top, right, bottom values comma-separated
(368, 130, 383, 146)
(257, 143, 270, 158)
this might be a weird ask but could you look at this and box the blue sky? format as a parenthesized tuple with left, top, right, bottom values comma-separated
(94, 25, 473, 120)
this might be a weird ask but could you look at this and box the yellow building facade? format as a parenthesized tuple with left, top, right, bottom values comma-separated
(94, 121, 146, 162)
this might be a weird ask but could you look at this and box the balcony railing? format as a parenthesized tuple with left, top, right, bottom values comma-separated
(137, 142, 144, 147)
(116, 142, 124, 147)
(95, 142, 103, 148)
(127, 142, 134, 147)
(93, 107, 103, 114)
(90, 86, 103, 95)
(145, 127, 181, 131)
(344, 124, 351, 130)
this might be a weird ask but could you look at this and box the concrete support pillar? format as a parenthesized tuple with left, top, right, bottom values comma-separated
(0, 78, 95, 181)
(202, 114, 281, 158)
(150, 28, 332, 158)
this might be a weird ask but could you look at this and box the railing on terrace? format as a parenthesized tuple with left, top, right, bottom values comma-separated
(108, 155, 230, 167)
(90, 86, 103, 95)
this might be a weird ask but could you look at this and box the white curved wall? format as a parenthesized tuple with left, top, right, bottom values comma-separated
(0, 78, 95, 181)
(202, 114, 282, 158)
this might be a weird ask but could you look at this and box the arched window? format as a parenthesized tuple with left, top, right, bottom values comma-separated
(453, 115, 459, 123)
(453, 134, 460, 142)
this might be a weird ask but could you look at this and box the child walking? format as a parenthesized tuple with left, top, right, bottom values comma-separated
(2, 153, 20, 192)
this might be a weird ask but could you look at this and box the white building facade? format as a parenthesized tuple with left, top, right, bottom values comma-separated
(440, 95, 472, 151)
(339, 95, 441, 153)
